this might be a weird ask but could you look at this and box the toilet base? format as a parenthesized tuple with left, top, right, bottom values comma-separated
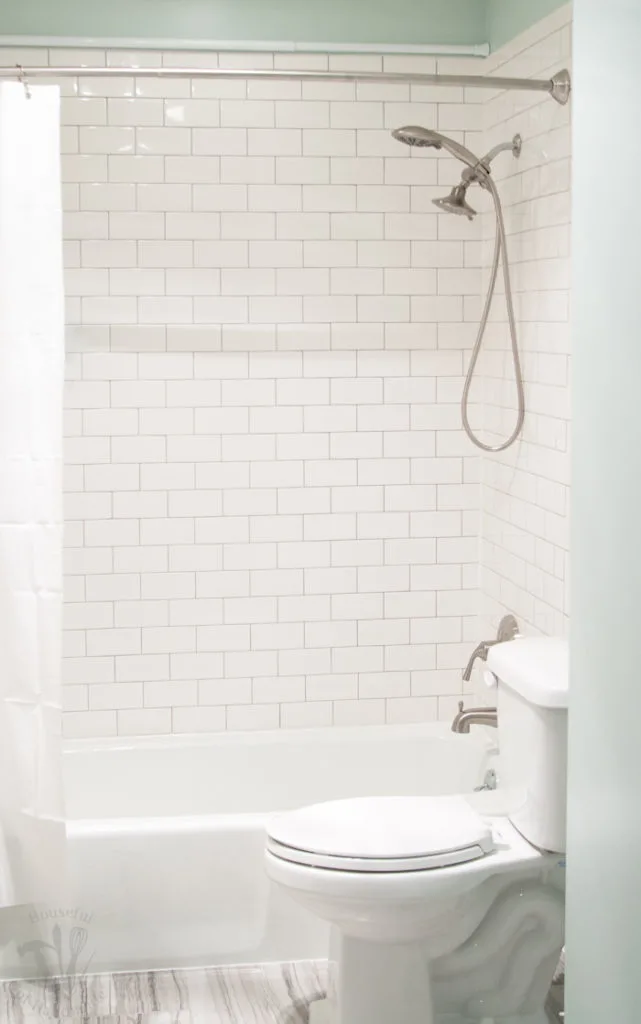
(328, 933, 436, 1024)
(312, 925, 554, 1024)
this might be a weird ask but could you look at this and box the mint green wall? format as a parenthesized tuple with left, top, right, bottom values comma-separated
(566, 0, 641, 1020)
(0, 0, 486, 47)
(0, 0, 568, 50)
(486, 0, 568, 50)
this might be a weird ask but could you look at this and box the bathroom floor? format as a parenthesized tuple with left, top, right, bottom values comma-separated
(0, 961, 563, 1023)
(0, 961, 327, 1023)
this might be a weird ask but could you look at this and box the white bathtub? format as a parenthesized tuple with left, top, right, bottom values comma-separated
(0, 724, 492, 978)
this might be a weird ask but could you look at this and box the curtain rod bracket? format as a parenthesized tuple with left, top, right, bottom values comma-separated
(550, 69, 571, 106)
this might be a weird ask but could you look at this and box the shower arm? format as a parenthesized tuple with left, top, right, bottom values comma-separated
(481, 137, 522, 166)
(460, 135, 523, 188)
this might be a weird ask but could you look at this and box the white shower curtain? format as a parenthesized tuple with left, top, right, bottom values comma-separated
(0, 82, 66, 906)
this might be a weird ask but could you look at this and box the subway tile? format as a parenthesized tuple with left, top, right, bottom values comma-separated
(333, 645, 383, 674)
(144, 680, 198, 708)
(166, 155, 221, 181)
(64, 211, 109, 240)
(113, 547, 167, 573)
(116, 601, 169, 628)
(87, 628, 141, 657)
(199, 678, 252, 705)
(79, 76, 134, 98)
(248, 128, 301, 156)
(89, 683, 143, 711)
(278, 541, 330, 569)
(117, 708, 172, 735)
(60, 25, 570, 737)
(165, 98, 221, 127)
(276, 156, 329, 185)
(110, 212, 166, 239)
(359, 669, 410, 699)
(385, 645, 436, 672)
(276, 101, 329, 128)
(108, 155, 164, 182)
(221, 155, 274, 184)
(281, 702, 333, 728)
(173, 706, 226, 732)
(302, 184, 356, 212)
(221, 100, 274, 128)
(334, 699, 385, 726)
(79, 126, 134, 153)
(108, 98, 164, 126)
(80, 183, 136, 211)
(226, 704, 279, 731)
(386, 696, 437, 724)
(248, 77, 301, 99)
(278, 213, 330, 240)
(139, 240, 194, 267)
(62, 97, 107, 125)
(169, 545, 222, 572)
(141, 572, 195, 600)
(193, 127, 247, 155)
(64, 711, 117, 738)
(137, 183, 192, 212)
(63, 154, 108, 182)
(302, 129, 355, 157)
(305, 460, 356, 487)
(140, 517, 195, 545)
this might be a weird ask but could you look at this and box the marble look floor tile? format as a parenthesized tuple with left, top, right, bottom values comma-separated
(0, 961, 327, 1024)
(111, 961, 327, 1021)
(0, 973, 114, 1023)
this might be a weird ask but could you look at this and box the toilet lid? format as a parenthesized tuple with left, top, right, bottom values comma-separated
(266, 796, 494, 872)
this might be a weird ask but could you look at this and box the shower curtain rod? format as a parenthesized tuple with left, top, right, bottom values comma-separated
(0, 65, 572, 105)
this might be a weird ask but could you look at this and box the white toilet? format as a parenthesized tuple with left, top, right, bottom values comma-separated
(265, 637, 568, 1024)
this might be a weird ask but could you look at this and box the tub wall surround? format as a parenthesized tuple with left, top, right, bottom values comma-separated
(52, 48, 486, 739)
(478, 6, 571, 642)
(0, 5, 570, 739)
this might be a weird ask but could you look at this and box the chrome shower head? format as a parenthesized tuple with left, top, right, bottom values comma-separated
(433, 183, 478, 220)
(391, 125, 487, 177)
(391, 125, 446, 149)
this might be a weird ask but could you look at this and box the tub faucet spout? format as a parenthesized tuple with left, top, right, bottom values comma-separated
(451, 701, 498, 734)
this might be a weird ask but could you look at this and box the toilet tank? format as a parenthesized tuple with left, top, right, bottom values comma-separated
(486, 637, 568, 853)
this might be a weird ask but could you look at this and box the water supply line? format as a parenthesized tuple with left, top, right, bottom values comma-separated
(462, 173, 525, 452)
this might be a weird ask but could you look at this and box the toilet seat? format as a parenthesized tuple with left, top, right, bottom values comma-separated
(266, 795, 495, 873)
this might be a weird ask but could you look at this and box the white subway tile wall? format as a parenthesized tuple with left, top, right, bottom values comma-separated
(1, 9, 570, 737)
(477, 6, 571, 648)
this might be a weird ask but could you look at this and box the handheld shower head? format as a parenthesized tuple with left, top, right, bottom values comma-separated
(433, 183, 478, 220)
(391, 125, 446, 149)
(391, 125, 487, 177)
(391, 123, 526, 453)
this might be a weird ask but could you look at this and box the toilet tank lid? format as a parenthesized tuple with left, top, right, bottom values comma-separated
(487, 637, 568, 709)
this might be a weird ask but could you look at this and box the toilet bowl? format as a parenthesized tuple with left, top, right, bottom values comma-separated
(264, 637, 568, 1024)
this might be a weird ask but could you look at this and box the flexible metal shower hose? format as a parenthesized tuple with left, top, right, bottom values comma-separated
(461, 174, 525, 452)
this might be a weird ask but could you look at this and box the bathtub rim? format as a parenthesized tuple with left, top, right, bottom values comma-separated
(62, 721, 496, 757)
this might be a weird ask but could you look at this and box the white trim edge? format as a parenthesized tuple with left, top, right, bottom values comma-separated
(0, 35, 490, 57)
